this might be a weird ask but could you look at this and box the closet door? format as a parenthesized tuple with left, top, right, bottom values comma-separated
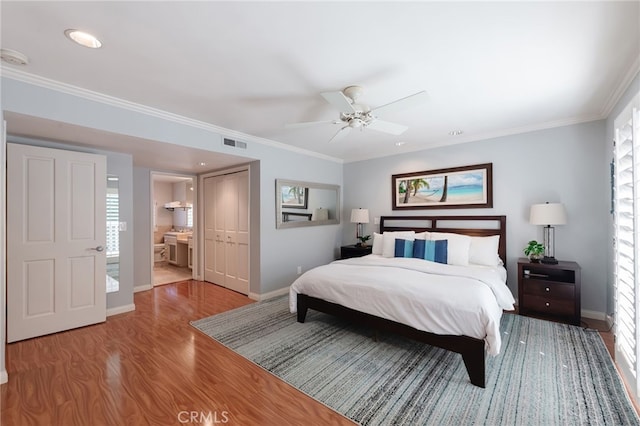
(203, 171, 249, 295)
(203, 176, 224, 284)
(223, 171, 249, 294)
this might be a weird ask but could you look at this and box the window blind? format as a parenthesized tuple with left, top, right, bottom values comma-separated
(614, 95, 640, 400)
(106, 192, 119, 257)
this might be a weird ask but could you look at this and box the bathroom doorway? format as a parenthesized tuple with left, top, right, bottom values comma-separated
(151, 172, 196, 286)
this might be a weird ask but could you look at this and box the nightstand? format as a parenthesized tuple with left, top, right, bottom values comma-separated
(517, 258, 581, 326)
(340, 244, 372, 259)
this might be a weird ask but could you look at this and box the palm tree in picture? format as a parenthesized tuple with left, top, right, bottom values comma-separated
(402, 179, 430, 203)
(411, 179, 429, 196)
(287, 186, 305, 204)
(439, 175, 449, 202)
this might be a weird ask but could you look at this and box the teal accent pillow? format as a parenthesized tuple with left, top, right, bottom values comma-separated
(413, 239, 448, 264)
(394, 238, 414, 258)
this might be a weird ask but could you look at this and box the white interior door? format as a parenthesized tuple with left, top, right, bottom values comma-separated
(7, 143, 107, 342)
(203, 175, 225, 284)
(226, 171, 249, 294)
(202, 170, 249, 295)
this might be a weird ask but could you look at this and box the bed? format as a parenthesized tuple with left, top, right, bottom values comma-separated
(289, 215, 515, 388)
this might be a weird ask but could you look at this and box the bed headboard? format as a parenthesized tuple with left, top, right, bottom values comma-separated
(379, 215, 507, 264)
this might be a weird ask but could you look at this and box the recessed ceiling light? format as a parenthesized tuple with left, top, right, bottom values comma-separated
(395, 141, 406, 147)
(448, 130, 464, 136)
(199, 162, 207, 166)
(64, 29, 102, 49)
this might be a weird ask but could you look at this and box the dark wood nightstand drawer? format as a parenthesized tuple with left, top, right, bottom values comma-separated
(521, 279, 575, 300)
(521, 294, 575, 317)
(517, 258, 581, 326)
(340, 245, 372, 259)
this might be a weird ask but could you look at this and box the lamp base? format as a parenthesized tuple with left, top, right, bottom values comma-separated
(541, 256, 558, 265)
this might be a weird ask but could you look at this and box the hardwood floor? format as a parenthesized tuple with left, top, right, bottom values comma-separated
(1, 282, 634, 425)
(1, 281, 356, 426)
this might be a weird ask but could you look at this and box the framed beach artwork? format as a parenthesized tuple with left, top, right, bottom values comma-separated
(392, 163, 493, 210)
(281, 185, 309, 209)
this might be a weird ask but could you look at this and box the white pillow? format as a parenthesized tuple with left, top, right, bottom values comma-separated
(469, 235, 501, 267)
(382, 231, 416, 258)
(415, 231, 430, 240)
(371, 232, 384, 255)
(430, 232, 471, 266)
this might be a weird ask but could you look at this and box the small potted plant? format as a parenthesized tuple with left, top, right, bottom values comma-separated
(524, 240, 545, 263)
(357, 235, 371, 247)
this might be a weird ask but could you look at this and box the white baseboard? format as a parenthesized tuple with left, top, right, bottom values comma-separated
(249, 286, 290, 301)
(134, 284, 152, 293)
(107, 303, 135, 317)
(0, 369, 8, 384)
(581, 309, 606, 321)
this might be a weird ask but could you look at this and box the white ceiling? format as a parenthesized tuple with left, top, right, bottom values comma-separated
(1, 1, 639, 168)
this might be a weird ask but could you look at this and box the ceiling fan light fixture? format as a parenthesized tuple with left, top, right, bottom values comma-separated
(395, 141, 406, 146)
(448, 130, 464, 136)
(349, 118, 363, 128)
(64, 29, 102, 49)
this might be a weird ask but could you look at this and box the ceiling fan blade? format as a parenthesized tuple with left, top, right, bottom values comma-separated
(284, 119, 339, 129)
(321, 91, 356, 113)
(366, 119, 408, 135)
(328, 126, 352, 143)
(371, 90, 428, 116)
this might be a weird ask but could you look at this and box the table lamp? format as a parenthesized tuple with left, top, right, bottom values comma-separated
(529, 202, 567, 264)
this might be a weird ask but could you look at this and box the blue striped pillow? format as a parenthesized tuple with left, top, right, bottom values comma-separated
(413, 239, 448, 264)
(394, 238, 414, 258)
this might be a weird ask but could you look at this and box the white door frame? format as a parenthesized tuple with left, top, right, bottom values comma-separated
(199, 165, 250, 289)
(149, 172, 198, 285)
(1, 119, 7, 383)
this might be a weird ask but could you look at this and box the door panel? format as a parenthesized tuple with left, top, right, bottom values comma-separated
(26, 157, 55, 242)
(69, 161, 97, 240)
(69, 256, 96, 309)
(7, 143, 106, 342)
(25, 260, 55, 316)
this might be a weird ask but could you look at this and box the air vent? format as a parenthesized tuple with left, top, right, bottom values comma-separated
(223, 138, 247, 149)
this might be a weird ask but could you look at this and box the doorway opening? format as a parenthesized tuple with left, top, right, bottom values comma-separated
(151, 172, 196, 286)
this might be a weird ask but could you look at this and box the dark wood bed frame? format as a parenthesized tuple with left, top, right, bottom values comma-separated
(296, 215, 507, 388)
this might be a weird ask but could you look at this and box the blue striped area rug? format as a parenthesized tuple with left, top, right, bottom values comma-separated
(191, 296, 639, 425)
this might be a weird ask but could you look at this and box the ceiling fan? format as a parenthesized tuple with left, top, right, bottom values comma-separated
(285, 85, 427, 143)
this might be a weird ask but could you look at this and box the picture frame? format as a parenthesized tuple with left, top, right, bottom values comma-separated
(392, 163, 493, 210)
(281, 185, 309, 209)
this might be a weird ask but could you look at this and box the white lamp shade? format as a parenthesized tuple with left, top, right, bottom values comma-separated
(350, 208, 369, 223)
(529, 203, 567, 225)
(312, 208, 328, 221)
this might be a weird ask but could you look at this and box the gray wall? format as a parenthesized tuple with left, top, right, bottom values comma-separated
(0, 77, 345, 304)
(606, 71, 640, 315)
(344, 120, 609, 315)
(133, 167, 152, 289)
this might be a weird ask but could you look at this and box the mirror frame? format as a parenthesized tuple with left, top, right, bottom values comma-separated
(276, 179, 341, 229)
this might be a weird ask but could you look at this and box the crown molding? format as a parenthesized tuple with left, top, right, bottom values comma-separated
(0, 67, 343, 164)
(601, 54, 640, 118)
(345, 113, 603, 163)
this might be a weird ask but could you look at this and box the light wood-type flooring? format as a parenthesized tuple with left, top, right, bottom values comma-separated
(153, 262, 193, 286)
(0, 280, 629, 425)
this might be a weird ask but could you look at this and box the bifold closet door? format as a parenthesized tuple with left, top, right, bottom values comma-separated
(203, 171, 249, 295)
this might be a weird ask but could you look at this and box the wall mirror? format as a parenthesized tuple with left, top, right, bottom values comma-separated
(276, 179, 340, 229)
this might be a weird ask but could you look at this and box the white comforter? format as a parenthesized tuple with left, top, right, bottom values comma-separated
(289, 255, 515, 355)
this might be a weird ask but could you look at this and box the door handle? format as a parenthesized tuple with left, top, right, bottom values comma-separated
(90, 245, 105, 252)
